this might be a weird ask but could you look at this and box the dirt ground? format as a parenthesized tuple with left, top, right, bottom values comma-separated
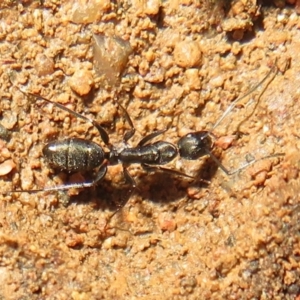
(0, 0, 300, 299)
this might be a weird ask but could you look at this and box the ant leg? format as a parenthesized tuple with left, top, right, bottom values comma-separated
(6, 163, 108, 194)
(138, 129, 167, 146)
(21, 90, 110, 145)
(142, 164, 210, 184)
(105, 166, 137, 229)
(122, 166, 137, 200)
(116, 100, 170, 146)
(204, 147, 284, 176)
(115, 101, 136, 143)
(142, 163, 192, 178)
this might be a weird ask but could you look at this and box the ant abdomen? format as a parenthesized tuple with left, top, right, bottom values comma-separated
(178, 131, 213, 160)
(43, 138, 105, 173)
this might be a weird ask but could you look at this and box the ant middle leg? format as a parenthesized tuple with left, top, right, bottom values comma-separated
(115, 101, 169, 146)
(104, 165, 137, 230)
(141, 163, 193, 178)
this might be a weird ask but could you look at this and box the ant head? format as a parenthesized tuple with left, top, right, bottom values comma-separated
(178, 131, 213, 160)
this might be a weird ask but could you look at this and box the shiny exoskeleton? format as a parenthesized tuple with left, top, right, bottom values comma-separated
(44, 139, 105, 173)
(45, 137, 178, 172)
(12, 93, 190, 197)
(10, 65, 283, 218)
(178, 131, 212, 160)
(43, 134, 180, 181)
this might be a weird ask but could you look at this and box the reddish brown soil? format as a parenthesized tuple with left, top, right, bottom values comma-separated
(0, 1, 299, 299)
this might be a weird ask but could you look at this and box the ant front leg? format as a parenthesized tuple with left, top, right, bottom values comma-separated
(116, 98, 172, 147)
(138, 129, 167, 146)
(142, 163, 195, 179)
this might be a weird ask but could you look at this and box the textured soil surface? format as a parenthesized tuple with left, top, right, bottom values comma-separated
(0, 1, 300, 299)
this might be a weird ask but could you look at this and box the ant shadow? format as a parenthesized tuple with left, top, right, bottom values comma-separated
(66, 154, 220, 219)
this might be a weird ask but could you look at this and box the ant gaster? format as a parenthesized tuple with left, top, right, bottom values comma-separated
(9, 65, 282, 216)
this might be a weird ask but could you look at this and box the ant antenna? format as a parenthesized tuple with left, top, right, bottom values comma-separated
(178, 63, 284, 176)
(210, 65, 278, 133)
(205, 65, 282, 175)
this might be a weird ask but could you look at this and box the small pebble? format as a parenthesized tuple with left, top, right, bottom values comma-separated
(174, 41, 202, 68)
(93, 34, 132, 85)
(34, 53, 55, 76)
(0, 160, 16, 176)
(69, 69, 94, 96)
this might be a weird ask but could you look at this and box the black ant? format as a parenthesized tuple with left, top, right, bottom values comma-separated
(7, 65, 283, 225)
